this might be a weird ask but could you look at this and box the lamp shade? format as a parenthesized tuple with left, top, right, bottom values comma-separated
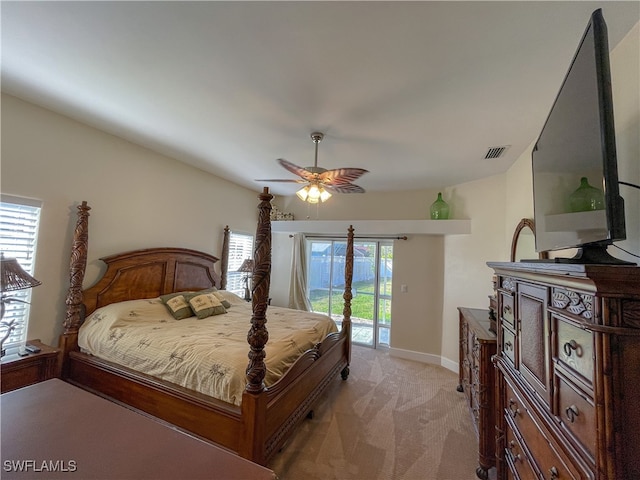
(296, 184, 332, 204)
(236, 259, 254, 273)
(1, 255, 41, 293)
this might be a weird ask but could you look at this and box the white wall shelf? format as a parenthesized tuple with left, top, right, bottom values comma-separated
(271, 219, 471, 236)
(544, 210, 605, 232)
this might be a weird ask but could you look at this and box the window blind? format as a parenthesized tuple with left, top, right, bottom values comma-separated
(227, 231, 254, 296)
(1, 195, 42, 350)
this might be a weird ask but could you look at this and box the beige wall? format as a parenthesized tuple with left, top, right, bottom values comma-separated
(440, 175, 507, 368)
(1, 94, 260, 346)
(280, 189, 441, 221)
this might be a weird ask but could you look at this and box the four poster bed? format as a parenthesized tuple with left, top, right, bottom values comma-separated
(58, 188, 354, 466)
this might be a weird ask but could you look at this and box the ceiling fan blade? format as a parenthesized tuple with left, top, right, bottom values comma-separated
(325, 183, 366, 194)
(319, 167, 369, 185)
(254, 178, 306, 183)
(277, 159, 318, 182)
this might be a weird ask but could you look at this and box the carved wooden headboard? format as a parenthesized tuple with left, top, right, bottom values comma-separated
(82, 248, 221, 316)
(61, 201, 228, 363)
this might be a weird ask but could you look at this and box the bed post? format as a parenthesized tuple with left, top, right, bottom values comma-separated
(241, 187, 272, 464)
(59, 201, 91, 377)
(246, 187, 272, 393)
(220, 225, 229, 290)
(341, 225, 354, 378)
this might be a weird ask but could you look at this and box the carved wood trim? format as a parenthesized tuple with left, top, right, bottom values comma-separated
(502, 277, 517, 292)
(60, 201, 90, 377)
(342, 225, 354, 364)
(220, 225, 229, 290)
(63, 201, 90, 335)
(246, 187, 273, 394)
(552, 288, 594, 321)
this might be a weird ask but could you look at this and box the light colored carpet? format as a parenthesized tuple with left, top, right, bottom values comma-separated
(268, 346, 481, 480)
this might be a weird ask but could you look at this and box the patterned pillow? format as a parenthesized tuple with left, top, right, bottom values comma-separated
(159, 292, 194, 320)
(188, 287, 232, 309)
(211, 290, 232, 309)
(188, 292, 227, 319)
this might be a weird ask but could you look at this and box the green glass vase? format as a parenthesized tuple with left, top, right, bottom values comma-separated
(569, 177, 604, 212)
(430, 192, 450, 220)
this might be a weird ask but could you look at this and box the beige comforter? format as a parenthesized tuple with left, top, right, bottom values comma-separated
(78, 291, 338, 406)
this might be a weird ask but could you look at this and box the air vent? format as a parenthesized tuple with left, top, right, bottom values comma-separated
(484, 145, 511, 159)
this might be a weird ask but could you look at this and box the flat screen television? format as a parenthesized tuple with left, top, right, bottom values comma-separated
(531, 8, 631, 264)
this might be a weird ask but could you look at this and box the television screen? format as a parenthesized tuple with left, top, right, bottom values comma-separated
(532, 9, 626, 261)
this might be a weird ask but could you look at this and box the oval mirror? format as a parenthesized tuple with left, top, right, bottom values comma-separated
(511, 218, 549, 262)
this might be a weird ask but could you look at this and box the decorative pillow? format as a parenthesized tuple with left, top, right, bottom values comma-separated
(159, 292, 194, 320)
(187, 287, 232, 309)
(211, 290, 232, 309)
(188, 292, 227, 319)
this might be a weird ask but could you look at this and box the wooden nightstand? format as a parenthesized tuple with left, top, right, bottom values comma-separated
(1, 339, 59, 393)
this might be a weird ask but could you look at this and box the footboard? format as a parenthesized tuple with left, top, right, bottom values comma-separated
(66, 351, 245, 453)
(263, 329, 349, 461)
(241, 224, 354, 464)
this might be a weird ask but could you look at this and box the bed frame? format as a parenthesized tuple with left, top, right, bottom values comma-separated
(58, 188, 353, 466)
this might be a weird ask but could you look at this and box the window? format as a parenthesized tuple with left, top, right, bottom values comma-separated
(226, 231, 254, 297)
(1, 195, 42, 352)
(306, 237, 393, 348)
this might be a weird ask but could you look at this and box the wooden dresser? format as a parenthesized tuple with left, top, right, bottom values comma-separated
(458, 307, 497, 479)
(487, 262, 640, 480)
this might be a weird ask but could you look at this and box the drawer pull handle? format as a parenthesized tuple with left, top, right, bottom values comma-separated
(507, 442, 522, 463)
(563, 339, 578, 356)
(508, 399, 520, 418)
(504, 341, 513, 351)
(565, 404, 580, 423)
(548, 466, 559, 479)
(503, 305, 512, 316)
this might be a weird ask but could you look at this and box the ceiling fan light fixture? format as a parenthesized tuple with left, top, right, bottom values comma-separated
(296, 183, 332, 204)
(296, 185, 310, 202)
(319, 187, 332, 203)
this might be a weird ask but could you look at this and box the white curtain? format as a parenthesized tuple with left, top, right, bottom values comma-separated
(288, 233, 313, 311)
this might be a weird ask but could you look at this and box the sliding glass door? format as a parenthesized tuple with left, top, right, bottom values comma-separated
(307, 238, 393, 348)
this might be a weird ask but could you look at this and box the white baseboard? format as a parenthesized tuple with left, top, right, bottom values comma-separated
(389, 347, 459, 374)
(440, 356, 458, 374)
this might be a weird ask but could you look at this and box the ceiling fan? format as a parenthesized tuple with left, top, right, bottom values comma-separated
(256, 132, 369, 203)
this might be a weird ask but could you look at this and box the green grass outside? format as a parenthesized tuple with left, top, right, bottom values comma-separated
(309, 281, 391, 324)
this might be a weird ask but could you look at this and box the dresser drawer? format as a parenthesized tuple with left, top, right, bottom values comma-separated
(555, 316, 594, 385)
(536, 435, 587, 480)
(504, 380, 539, 455)
(504, 379, 589, 480)
(504, 425, 537, 480)
(556, 371, 596, 462)
(502, 326, 516, 367)
(501, 292, 515, 329)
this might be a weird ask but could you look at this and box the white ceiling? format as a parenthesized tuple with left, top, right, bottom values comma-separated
(2, 1, 639, 196)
